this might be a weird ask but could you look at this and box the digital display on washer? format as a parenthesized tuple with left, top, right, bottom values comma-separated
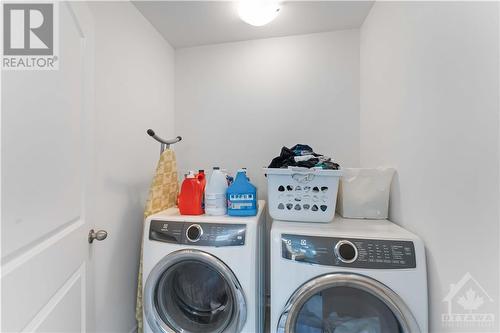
(281, 234, 416, 269)
(149, 220, 246, 246)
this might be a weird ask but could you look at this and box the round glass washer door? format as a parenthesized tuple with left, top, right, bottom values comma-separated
(144, 249, 247, 333)
(277, 273, 420, 333)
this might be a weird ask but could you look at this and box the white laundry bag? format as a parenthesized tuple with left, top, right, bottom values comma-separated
(337, 168, 395, 219)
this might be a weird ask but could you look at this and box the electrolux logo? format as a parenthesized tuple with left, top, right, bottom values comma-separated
(2, 2, 59, 70)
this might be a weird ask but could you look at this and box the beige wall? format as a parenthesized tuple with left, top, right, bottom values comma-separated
(175, 29, 361, 200)
(88, 2, 175, 332)
(360, 2, 499, 331)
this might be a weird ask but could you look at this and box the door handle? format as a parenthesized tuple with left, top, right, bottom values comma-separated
(88, 229, 108, 243)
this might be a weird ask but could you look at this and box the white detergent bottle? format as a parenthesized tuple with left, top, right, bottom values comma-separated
(205, 167, 228, 215)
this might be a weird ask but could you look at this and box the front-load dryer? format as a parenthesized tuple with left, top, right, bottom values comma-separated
(270, 217, 428, 333)
(143, 201, 265, 333)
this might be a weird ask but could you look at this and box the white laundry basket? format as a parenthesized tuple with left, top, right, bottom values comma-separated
(264, 167, 342, 222)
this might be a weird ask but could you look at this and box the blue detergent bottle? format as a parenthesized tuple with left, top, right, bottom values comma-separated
(227, 169, 257, 216)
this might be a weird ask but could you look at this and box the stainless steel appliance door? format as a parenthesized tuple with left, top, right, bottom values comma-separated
(277, 273, 420, 333)
(145, 249, 246, 333)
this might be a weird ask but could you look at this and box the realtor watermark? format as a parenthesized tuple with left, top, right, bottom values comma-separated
(442, 272, 495, 330)
(2, 2, 59, 70)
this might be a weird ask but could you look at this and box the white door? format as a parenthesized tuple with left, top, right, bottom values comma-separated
(1, 2, 97, 332)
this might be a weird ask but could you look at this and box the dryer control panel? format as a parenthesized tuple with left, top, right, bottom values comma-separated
(281, 234, 416, 269)
(150, 220, 246, 246)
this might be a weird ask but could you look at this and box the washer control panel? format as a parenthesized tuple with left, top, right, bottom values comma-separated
(281, 234, 416, 269)
(150, 221, 246, 246)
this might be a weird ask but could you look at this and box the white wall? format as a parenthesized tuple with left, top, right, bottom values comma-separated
(175, 30, 360, 199)
(360, 2, 499, 332)
(88, 2, 175, 332)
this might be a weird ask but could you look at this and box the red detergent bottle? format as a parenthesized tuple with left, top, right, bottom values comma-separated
(178, 171, 204, 215)
(197, 169, 206, 190)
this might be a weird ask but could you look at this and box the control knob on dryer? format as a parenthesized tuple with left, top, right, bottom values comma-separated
(334, 240, 358, 263)
(186, 224, 203, 242)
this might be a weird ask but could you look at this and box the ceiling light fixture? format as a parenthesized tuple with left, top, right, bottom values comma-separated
(238, 0, 281, 27)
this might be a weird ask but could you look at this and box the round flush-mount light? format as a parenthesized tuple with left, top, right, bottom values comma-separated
(238, 0, 281, 27)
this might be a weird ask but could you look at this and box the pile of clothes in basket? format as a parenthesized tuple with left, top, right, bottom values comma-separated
(268, 144, 340, 170)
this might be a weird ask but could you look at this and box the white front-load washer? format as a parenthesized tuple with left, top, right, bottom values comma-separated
(143, 201, 265, 333)
(270, 217, 428, 333)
